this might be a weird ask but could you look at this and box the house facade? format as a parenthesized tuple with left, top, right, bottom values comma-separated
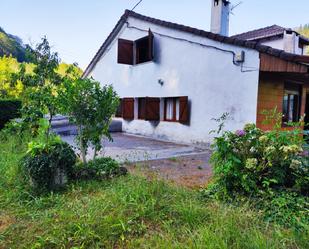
(232, 25, 309, 55)
(83, 1, 309, 144)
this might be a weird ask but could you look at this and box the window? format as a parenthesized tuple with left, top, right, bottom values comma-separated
(138, 97, 160, 121)
(118, 39, 134, 65)
(145, 97, 160, 121)
(117, 29, 154, 65)
(136, 37, 150, 64)
(164, 98, 178, 121)
(120, 96, 189, 124)
(164, 97, 189, 123)
(122, 98, 135, 120)
(282, 83, 301, 124)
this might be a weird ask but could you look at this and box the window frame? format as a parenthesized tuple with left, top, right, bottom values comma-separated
(135, 36, 150, 65)
(282, 82, 302, 126)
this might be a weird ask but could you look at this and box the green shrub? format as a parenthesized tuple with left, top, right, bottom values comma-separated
(73, 157, 127, 180)
(0, 99, 22, 129)
(21, 138, 77, 192)
(209, 123, 308, 197)
(256, 191, 309, 230)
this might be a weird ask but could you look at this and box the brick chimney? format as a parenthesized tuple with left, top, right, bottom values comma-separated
(211, 0, 230, 36)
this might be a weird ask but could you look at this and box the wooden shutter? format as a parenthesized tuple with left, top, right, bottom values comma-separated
(135, 29, 154, 64)
(148, 29, 154, 61)
(138, 98, 146, 119)
(115, 99, 123, 117)
(118, 39, 133, 65)
(179, 96, 189, 124)
(145, 97, 160, 121)
(122, 98, 134, 120)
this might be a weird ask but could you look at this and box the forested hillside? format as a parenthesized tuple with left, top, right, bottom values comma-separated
(297, 24, 309, 54)
(0, 27, 29, 62)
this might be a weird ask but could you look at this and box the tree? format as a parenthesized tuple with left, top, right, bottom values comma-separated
(60, 78, 119, 163)
(22, 37, 62, 128)
(20, 38, 82, 136)
(0, 56, 34, 98)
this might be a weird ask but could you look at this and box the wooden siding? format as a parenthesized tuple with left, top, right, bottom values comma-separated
(260, 54, 308, 73)
(257, 73, 309, 130)
(256, 76, 284, 130)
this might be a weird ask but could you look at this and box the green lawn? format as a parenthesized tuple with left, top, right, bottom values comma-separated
(0, 134, 308, 249)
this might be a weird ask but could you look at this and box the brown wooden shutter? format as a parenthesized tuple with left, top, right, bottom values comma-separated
(145, 97, 160, 121)
(148, 29, 154, 61)
(122, 98, 134, 120)
(138, 98, 146, 119)
(179, 96, 189, 124)
(118, 39, 133, 65)
(115, 98, 123, 117)
(135, 30, 154, 64)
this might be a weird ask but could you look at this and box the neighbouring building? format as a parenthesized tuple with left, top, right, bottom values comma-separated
(232, 25, 309, 55)
(83, 0, 309, 144)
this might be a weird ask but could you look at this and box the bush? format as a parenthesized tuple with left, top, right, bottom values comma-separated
(256, 191, 309, 230)
(209, 123, 308, 197)
(73, 157, 127, 180)
(21, 139, 77, 192)
(0, 99, 22, 129)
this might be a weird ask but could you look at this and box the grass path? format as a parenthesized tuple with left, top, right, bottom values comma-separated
(1, 176, 308, 249)
(0, 134, 308, 248)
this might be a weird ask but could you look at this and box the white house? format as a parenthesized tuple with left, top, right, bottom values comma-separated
(232, 25, 309, 55)
(83, 0, 309, 145)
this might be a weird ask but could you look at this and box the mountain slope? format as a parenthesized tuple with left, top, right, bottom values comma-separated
(0, 27, 28, 62)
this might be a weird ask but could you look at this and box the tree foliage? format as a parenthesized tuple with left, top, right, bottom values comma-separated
(0, 26, 30, 62)
(19, 38, 82, 133)
(59, 78, 119, 163)
(0, 56, 34, 98)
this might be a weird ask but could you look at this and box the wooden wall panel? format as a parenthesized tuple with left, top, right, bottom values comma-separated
(256, 77, 284, 130)
(257, 74, 309, 130)
(260, 54, 308, 73)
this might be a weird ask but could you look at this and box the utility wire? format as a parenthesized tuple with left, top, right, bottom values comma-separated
(131, 0, 143, 11)
(125, 22, 259, 72)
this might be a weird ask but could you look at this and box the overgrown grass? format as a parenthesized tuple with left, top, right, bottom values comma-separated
(0, 133, 308, 248)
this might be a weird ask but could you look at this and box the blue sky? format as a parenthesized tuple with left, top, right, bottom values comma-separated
(1, 0, 308, 69)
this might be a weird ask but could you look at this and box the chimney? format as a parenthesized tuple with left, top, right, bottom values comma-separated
(211, 0, 230, 36)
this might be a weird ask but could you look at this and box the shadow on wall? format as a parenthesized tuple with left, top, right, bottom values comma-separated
(153, 35, 161, 64)
(149, 121, 160, 128)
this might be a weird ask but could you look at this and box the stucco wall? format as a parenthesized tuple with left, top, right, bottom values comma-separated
(261, 39, 284, 51)
(89, 17, 261, 144)
(261, 34, 304, 55)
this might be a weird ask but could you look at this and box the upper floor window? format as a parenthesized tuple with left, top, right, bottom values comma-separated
(118, 29, 154, 65)
(282, 83, 301, 124)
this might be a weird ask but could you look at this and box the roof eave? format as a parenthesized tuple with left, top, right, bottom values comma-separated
(82, 10, 309, 78)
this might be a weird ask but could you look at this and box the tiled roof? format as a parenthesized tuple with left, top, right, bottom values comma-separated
(83, 10, 309, 77)
(232, 25, 285, 40)
(232, 25, 309, 44)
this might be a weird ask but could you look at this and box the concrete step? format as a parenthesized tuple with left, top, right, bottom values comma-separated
(51, 116, 122, 136)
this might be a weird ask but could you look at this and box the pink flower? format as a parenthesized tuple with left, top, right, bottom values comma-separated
(235, 130, 246, 137)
